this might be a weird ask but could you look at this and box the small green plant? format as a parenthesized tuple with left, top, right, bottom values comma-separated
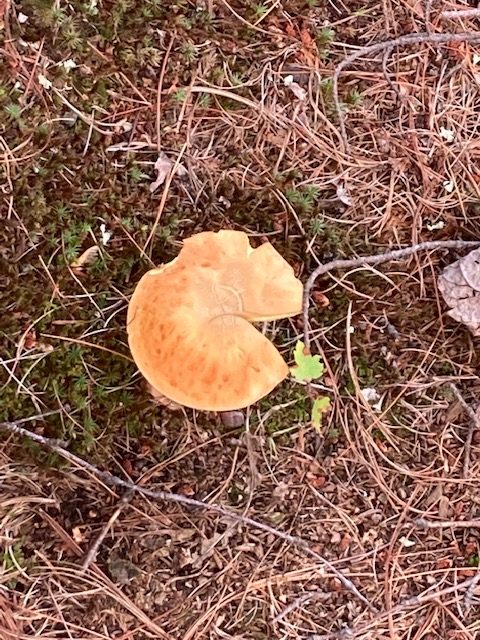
(129, 165, 148, 183)
(54, 203, 71, 220)
(62, 221, 92, 263)
(181, 41, 198, 63)
(173, 88, 187, 103)
(467, 554, 480, 567)
(1, 542, 25, 587)
(82, 415, 100, 450)
(311, 396, 331, 429)
(158, 215, 180, 241)
(286, 185, 321, 214)
(176, 15, 193, 30)
(316, 26, 335, 47)
(4, 103, 22, 121)
(198, 93, 212, 108)
(345, 88, 363, 106)
(309, 218, 326, 235)
(290, 342, 329, 430)
(253, 3, 268, 18)
(138, 46, 163, 66)
(39, 5, 67, 27)
(320, 77, 334, 99)
(327, 426, 340, 440)
(230, 72, 244, 87)
(290, 341, 324, 382)
(61, 18, 84, 49)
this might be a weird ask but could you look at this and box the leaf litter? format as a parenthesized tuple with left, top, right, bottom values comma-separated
(5, 1, 480, 638)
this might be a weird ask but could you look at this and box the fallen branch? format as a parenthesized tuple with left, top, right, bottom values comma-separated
(449, 383, 480, 477)
(274, 590, 328, 622)
(464, 571, 480, 611)
(0, 415, 375, 613)
(441, 9, 480, 20)
(415, 518, 480, 529)
(313, 574, 479, 639)
(302, 239, 480, 351)
(333, 31, 480, 148)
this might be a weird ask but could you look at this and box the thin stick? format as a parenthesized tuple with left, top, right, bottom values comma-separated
(0, 416, 376, 613)
(415, 518, 480, 529)
(424, 0, 434, 33)
(81, 490, 134, 571)
(302, 239, 480, 351)
(274, 590, 328, 622)
(449, 383, 480, 477)
(464, 572, 480, 610)
(333, 32, 480, 148)
(142, 141, 187, 258)
(314, 574, 479, 639)
(441, 9, 480, 20)
(156, 33, 175, 152)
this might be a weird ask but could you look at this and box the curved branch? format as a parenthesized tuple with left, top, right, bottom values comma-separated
(302, 239, 480, 350)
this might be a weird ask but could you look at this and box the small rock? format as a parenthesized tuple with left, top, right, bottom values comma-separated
(220, 411, 244, 428)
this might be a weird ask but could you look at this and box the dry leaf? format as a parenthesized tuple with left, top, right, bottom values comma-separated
(438, 248, 480, 336)
(440, 127, 455, 143)
(71, 245, 100, 271)
(336, 181, 353, 206)
(72, 526, 85, 544)
(312, 290, 330, 308)
(38, 73, 52, 90)
(283, 75, 307, 101)
(288, 82, 307, 101)
(23, 328, 37, 350)
(459, 249, 480, 290)
(150, 153, 173, 193)
(399, 536, 416, 548)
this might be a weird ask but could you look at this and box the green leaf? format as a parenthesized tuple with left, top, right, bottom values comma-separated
(290, 341, 325, 382)
(311, 396, 331, 430)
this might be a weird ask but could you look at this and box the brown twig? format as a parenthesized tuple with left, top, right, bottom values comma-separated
(302, 239, 480, 351)
(0, 415, 376, 613)
(141, 141, 187, 258)
(424, 0, 434, 33)
(155, 33, 175, 153)
(274, 590, 329, 623)
(313, 574, 479, 639)
(333, 32, 480, 148)
(449, 383, 480, 477)
(415, 518, 480, 529)
(441, 9, 480, 20)
(81, 490, 134, 571)
(464, 572, 480, 610)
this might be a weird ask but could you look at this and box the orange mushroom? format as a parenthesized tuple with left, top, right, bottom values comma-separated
(127, 230, 303, 411)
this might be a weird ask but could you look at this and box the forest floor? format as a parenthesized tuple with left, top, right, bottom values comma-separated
(2, 0, 480, 638)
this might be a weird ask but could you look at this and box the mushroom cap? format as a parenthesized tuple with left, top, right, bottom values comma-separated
(127, 230, 303, 411)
